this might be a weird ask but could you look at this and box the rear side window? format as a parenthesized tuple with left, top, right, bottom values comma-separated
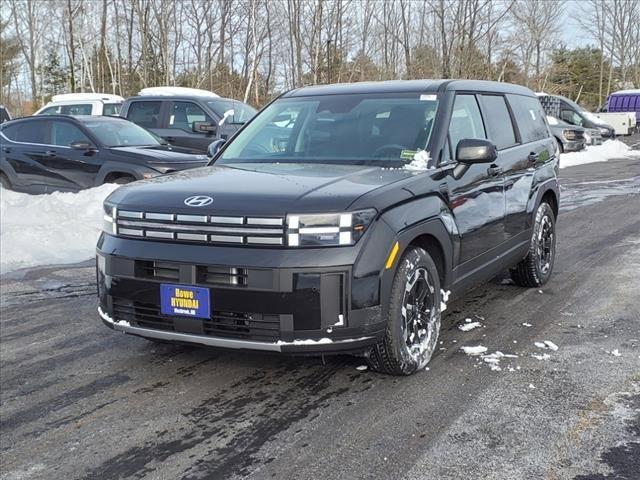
(15, 121, 50, 144)
(168, 101, 213, 131)
(126, 101, 162, 128)
(50, 121, 91, 146)
(507, 95, 549, 143)
(480, 95, 517, 150)
(60, 104, 92, 115)
(39, 106, 61, 115)
(1, 124, 18, 140)
(448, 94, 486, 152)
(103, 103, 121, 116)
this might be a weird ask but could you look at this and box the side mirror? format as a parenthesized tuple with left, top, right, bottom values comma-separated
(456, 138, 497, 164)
(193, 121, 217, 135)
(207, 139, 226, 158)
(70, 140, 94, 151)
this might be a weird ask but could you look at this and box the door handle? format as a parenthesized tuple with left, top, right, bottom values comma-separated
(165, 136, 176, 143)
(2, 147, 10, 154)
(528, 152, 539, 163)
(44, 150, 57, 157)
(487, 164, 503, 177)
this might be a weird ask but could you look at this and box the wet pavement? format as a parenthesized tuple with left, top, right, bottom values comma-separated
(1, 158, 639, 480)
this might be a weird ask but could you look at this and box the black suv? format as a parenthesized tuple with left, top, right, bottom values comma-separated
(120, 95, 256, 153)
(0, 115, 209, 193)
(97, 80, 559, 375)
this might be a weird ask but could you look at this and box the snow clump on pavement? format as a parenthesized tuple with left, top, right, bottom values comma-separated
(461, 345, 488, 356)
(458, 321, 482, 332)
(559, 139, 640, 169)
(0, 184, 118, 274)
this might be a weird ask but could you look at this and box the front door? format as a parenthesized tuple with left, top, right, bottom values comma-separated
(163, 100, 217, 152)
(445, 93, 506, 266)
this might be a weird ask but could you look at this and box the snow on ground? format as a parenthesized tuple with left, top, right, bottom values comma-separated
(560, 139, 640, 169)
(0, 184, 117, 274)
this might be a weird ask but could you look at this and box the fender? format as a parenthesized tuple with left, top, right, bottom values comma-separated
(376, 195, 456, 315)
(527, 174, 559, 228)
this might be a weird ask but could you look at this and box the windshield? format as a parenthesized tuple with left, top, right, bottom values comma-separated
(84, 119, 162, 147)
(207, 100, 257, 125)
(218, 93, 438, 166)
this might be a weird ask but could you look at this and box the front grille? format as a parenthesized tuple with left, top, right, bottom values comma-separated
(135, 260, 249, 287)
(112, 299, 281, 341)
(116, 210, 285, 246)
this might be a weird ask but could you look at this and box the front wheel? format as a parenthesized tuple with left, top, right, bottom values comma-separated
(510, 202, 556, 287)
(367, 246, 442, 375)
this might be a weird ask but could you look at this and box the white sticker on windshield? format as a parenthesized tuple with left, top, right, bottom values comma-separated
(420, 94, 437, 101)
(529, 110, 536, 120)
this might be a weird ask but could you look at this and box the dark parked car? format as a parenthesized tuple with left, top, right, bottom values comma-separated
(120, 93, 256, 153)
(98, 80, 559, 375)
(537, 93, 615, 138)
(0, 115, 209, 193)
(546, 115, 586, 152)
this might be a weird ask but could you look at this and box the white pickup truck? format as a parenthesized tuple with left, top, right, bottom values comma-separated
(593, 112, 637, 136)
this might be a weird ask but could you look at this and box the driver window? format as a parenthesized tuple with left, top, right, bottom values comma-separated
(448, 94, 486, 157)
(169, 102, 212, 132)
(50, 121, 91, 146)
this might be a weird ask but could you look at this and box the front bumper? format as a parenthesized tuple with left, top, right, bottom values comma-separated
(562, 139, 586, 152)
(96, 234, 388, 354)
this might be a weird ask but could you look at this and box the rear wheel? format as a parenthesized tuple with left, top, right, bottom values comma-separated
(510, 202, 556, 287)
(367, 246, 442, 375)
(0, 173, 10, 190)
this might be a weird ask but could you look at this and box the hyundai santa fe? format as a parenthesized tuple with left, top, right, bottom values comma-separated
(97, 80, 559, 375)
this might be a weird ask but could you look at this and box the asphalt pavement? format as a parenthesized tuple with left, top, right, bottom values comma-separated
(1, 157, 639, 480)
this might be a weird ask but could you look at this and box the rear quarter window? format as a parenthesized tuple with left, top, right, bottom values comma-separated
(507, 94, 549, 143)
(12, 121, 50, 144)
(126, 101, 162, 128)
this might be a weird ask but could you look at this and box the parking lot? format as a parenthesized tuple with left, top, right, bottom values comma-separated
(1, 157, 639, 480)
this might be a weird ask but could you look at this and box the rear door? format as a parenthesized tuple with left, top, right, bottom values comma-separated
(503, 94, 555, 238)
(124, 100, 166, 138)
(0, 119, 53, 192)
(162, 100, 218, 152)
(478, 94, 526, 245)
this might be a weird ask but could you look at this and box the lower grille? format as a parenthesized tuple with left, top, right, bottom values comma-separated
(112, 299, 280, 341)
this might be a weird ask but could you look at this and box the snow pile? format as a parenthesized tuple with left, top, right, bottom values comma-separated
(0, 184, 117, 274)
(560, 140, 640, 169)
(535, 340, 559, 351)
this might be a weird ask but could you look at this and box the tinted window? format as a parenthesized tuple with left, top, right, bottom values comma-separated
(1, 124, 18, 140)
(16, 121, 49, 143)
(480, 95, 517, 149)
(50, 121, 91, 146)
(508, 95, 550, 142)
(39, 106, 61, 115)
(103, 103, 121, 116)
(448, 94, 486, 153)
(60, 104, 92, 115)
(126, 101, 162, 128)
(219, 93, 439, 166)
(169, 101, 212, 131)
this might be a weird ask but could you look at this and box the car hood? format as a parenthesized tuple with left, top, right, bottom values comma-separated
(109, 145, 209, 164)
(106, 162, 417, 214)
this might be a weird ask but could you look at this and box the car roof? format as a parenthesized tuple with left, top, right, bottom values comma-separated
(1, 114, 128, 126)
(283, 79, 536, 97)
(124, 95, 241, 103)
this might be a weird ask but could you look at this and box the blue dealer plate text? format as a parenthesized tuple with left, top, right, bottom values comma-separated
(160, 284, 210, 319)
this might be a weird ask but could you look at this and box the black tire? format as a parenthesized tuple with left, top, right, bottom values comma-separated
(110, 176, 135, 185)
(0, 173, 11, 190)
(367, 246, 442, 375)
(510, 202, 556, 287)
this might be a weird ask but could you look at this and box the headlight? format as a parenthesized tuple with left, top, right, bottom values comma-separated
(103, 203, 117, 235)
(562, 129, 578, 141)
(286, 209, 376, 246)
(598, 127, 609, 135)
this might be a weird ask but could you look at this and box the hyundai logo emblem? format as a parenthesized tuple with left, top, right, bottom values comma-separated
(184, 195, 213, 207)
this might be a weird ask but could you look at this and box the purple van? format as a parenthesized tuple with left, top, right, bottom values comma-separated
(606, 90, 640, 126)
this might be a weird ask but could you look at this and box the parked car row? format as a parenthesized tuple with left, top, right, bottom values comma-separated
(0, 87, 256, 193)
